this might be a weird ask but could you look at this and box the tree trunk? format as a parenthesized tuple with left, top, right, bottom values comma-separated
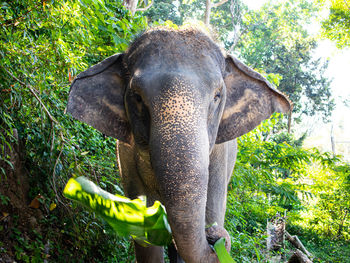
(267, 213, 285, 251)
(205, 0, 212, 25)
(204, 0, 228, 25)
(331, 124, 336, 155)
(266, 214, 314, 263)
(123, 0, 139, 15)
(337, 209, 348, 238)
(288, 111, 292, 133)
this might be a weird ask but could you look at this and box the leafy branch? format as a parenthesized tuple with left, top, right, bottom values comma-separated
(3, 67, 58, 125)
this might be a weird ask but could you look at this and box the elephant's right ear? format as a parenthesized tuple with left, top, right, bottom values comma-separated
(67, 54, 131, 143)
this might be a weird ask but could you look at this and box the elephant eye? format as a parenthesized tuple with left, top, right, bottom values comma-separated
(134, 93, 142, 103)
(214, 91, 221, 103)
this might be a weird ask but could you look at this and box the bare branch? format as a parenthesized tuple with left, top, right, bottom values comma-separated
(136, 0, 154, 12)
(285, 231, 313, 259)
(52, 134, 65, 206)
(205, 0, 228, 25)
(212, 0, 228, 8)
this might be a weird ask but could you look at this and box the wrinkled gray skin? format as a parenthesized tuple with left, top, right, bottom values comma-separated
(67, 28, 291, 263)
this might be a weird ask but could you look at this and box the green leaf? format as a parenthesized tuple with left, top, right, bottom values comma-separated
(63, 176, 172, 246)
(213, 238, 235, 263)
(63, 178, 235, 261)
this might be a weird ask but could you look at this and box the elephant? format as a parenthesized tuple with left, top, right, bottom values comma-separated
(66, 27, 291, 263)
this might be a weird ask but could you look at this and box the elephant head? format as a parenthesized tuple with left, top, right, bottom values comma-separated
(67, 27, 291, 262)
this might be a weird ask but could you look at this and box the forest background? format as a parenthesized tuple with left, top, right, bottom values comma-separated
(0, 0, 349, 262)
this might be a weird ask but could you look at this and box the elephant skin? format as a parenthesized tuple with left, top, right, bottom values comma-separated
(67, 27, 291, 263)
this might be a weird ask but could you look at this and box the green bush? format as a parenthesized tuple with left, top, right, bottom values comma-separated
(1, 0, 146, 261)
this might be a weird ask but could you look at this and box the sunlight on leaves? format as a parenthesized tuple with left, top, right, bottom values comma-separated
(63, 176, 172, 246)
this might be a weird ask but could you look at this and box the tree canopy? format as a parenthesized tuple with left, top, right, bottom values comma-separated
(236, 0, 334, 122)
(319, 0, 350, 48)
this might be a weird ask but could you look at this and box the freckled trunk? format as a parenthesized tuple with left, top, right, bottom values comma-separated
(150, 131, 214, 262)
(149, 93, 216, 262)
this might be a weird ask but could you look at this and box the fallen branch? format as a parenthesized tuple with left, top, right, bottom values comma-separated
(285, 231, 313, 259)
(136, 0, 154, 12)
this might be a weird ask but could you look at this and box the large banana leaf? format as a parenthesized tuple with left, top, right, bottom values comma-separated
(63, 176, 172, 246)
(63, 176, 235, 262)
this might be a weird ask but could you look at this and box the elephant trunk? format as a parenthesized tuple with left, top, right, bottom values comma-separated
(149, 90, 219, 262)
(150, 133, 217, 262)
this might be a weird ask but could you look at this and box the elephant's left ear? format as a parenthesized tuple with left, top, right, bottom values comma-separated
(216, 55, 292, 144)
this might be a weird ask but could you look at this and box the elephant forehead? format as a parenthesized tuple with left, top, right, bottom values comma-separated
(155, 91, 197, 121)
(151, 81, 203, 138)
(124, 28, 226, 76)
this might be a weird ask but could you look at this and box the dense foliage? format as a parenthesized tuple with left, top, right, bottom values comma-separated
(226, 115, 350, 262)
(0, 0, 348, 262)
(1, 0, 146, 261)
